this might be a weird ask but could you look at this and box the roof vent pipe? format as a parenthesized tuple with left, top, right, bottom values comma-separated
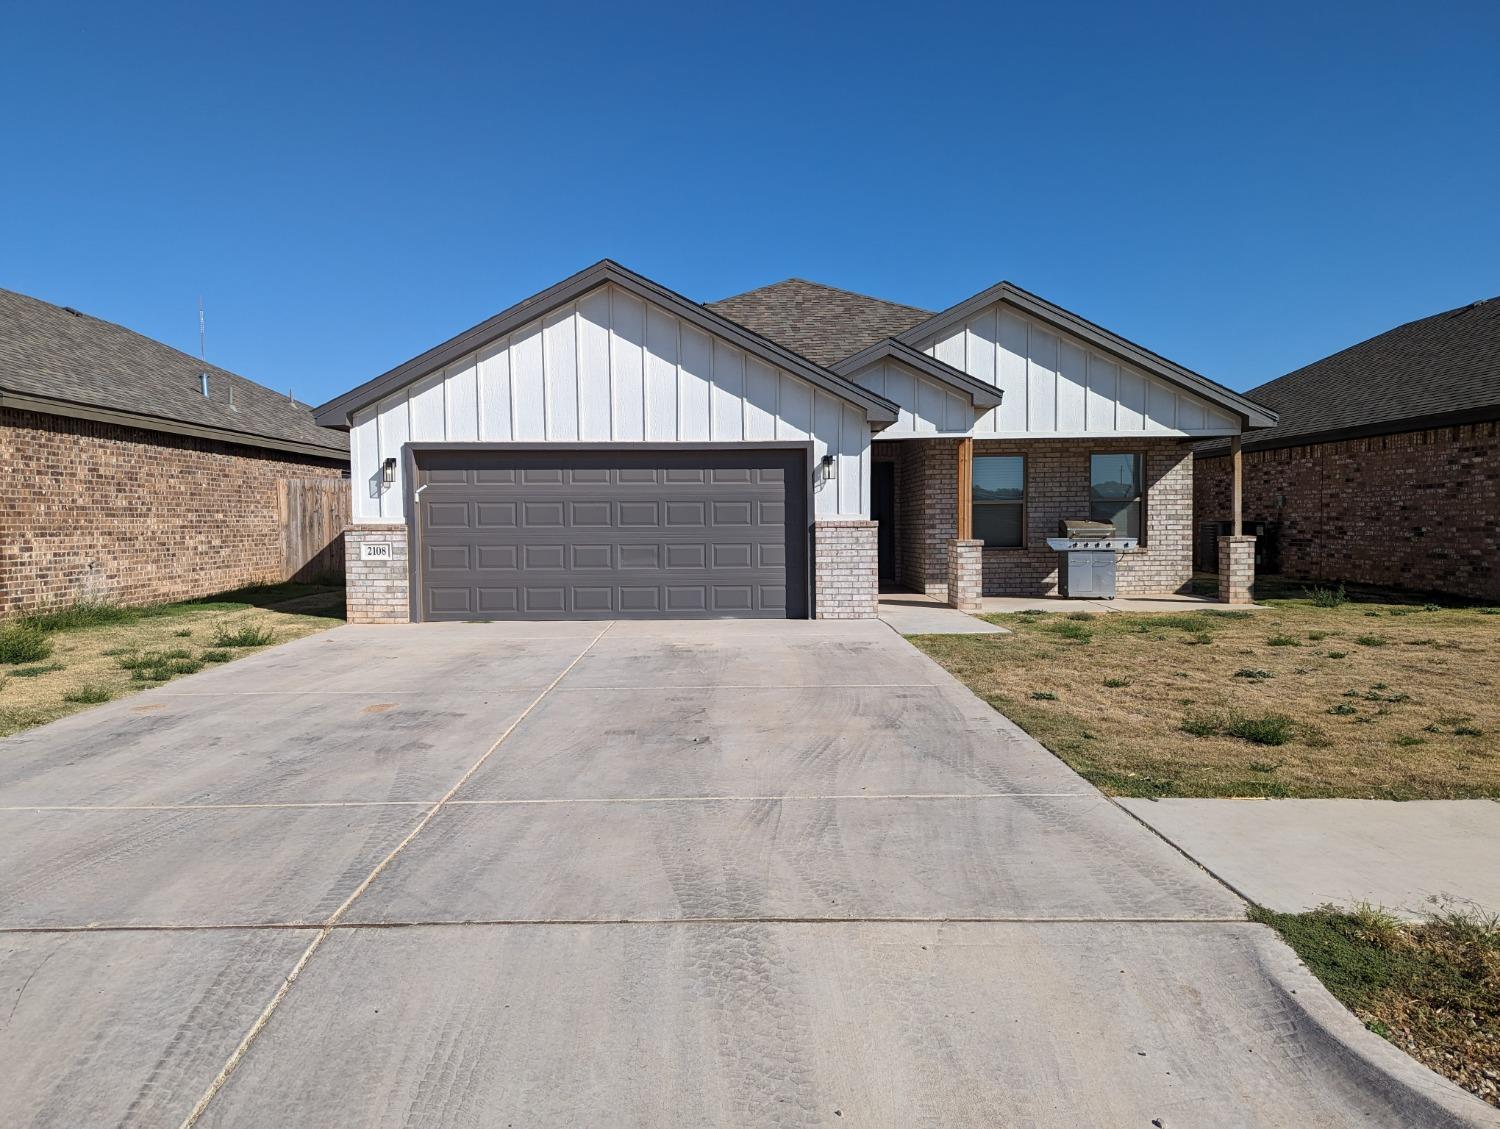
(201, 372, 209, 397)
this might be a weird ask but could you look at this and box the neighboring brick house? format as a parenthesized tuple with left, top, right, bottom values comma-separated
(1195, 297, 1500, 601)
(314, 261, 1274, 622)
(1, 288, 349, 618)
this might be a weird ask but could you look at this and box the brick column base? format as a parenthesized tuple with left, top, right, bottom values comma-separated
(1218, 535, 1256, 605)
(813, 520, 878, 619)
(345, 526, 411, 624)
(946, 538, 984, 613)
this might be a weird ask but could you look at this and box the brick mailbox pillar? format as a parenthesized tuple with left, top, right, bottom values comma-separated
(813, 520, 878, 619)
(946, 538, 984, 613)
(1218, 535, 1256, 605)
(345, 525, 411, 624)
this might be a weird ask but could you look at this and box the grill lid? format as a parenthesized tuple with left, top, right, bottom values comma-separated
(1058, 518, 1115, 539)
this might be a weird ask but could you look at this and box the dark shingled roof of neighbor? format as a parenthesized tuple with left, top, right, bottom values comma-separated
(1200, 296, 1500, 455)
(708, 278, 933, 368)
(0, 287, 348, 457)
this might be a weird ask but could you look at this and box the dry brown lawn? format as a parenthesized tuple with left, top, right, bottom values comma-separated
(0, 585, 345, 738)
(912, 589, 1500, 799)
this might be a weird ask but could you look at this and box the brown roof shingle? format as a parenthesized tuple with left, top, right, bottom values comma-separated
(0, 287, 347, 457)
(707, 278, 932, 367)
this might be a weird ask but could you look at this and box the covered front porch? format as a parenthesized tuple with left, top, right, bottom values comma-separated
(869, 435, 1253, 608)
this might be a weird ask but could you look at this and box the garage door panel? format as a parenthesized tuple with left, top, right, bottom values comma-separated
(475, 502, 516, 528)
(415, 448, 807, 620)
(476, 588, 519, 613)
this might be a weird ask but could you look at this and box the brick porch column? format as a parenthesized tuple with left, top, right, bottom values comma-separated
(813, 520, 878, 619)
(345, 525, 411, 623)
(946, 538, 984, 613)
(1218, 535, 1256, 605)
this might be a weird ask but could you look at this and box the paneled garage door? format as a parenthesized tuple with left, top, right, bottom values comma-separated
(412, 447, 808, 620)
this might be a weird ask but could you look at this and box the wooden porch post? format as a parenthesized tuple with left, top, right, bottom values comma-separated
(956, 437, 974, 540)
(1230, 434, 1243, 537)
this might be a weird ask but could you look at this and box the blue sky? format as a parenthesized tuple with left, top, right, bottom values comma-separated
(4, 0, 1496, 407)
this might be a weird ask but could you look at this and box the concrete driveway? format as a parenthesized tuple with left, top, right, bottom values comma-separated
(1, 620, 1491, 1127)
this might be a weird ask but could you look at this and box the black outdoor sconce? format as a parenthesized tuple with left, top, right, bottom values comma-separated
(820, 453, 836, 482)
(382, 457, 397, 485)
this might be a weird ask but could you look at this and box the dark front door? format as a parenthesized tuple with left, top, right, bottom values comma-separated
(872, 460, 896, 584)
(412, 447, 808, 621)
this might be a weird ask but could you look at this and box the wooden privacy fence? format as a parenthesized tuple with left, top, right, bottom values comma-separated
(277, 477, 351, 582)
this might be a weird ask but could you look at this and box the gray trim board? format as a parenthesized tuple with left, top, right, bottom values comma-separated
(315, 261, 899, 429)
(830, 338, 1005, 409)
(0, 390, 350, 462)
(894, 281, 1278, 430)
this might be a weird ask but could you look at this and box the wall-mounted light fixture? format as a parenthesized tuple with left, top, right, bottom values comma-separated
(819, 454, 836, 483)
(382, 457, 397, 485)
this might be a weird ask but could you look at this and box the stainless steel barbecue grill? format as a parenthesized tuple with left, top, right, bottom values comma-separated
(1045, 519, 1139, 597)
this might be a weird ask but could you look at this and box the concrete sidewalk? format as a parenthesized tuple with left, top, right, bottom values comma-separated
(1120, 798, 1500, 918)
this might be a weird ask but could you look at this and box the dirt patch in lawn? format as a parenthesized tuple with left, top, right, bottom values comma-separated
(910, 590, 1500, 799)
(1252, 905, 1500, 1109)
(0, 584, 345, 737)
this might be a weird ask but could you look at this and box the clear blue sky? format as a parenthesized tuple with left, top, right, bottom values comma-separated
(4, 0, 1496, 407)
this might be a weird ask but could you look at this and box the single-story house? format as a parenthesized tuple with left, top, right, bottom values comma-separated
(313, 261, 1275, 622)
(1196, 296, 1499, 601)
(0, 288, 349, 618)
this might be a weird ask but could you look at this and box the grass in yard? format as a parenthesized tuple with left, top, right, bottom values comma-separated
(910, 582, 1500, 799)
(0, 624, 54, 665)
(0, 584, 344, 737)
(1251, 904, 1500, 1109)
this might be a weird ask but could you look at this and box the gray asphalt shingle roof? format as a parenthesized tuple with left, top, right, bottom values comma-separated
(1203, 296, 1500, 454)
(707, 279, 933, 367)
(0, 288, 347, 457)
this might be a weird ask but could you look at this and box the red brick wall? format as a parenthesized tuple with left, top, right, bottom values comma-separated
(873, 436, 1196, 598)
(1194, 420, 1500, 601)
(1, 407, 346, 618)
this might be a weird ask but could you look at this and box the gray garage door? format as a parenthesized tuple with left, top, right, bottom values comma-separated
(413, 448, 808, 620)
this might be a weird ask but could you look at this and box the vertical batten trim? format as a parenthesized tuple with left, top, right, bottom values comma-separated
(603, 283, 615, 437)
(573, 303, 583, 443)
(506, 331, 519, 440)
(674, 316, 684, 442)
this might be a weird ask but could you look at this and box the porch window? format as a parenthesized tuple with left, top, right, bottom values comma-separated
(972, 455, 1025, 548)
(1090, 452, 1143, 540)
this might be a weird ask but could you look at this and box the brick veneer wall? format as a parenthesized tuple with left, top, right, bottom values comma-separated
(1194, 421, 1500, 601)
(0, 407, 345, 618)
(812, 520, 878, 619)
(1218, 536, 1256, 604)
(946, 539, 983, 611)
(874, 437, 1195, 598)
(874, 440, 955, 597)
(345, 526, 411, 624)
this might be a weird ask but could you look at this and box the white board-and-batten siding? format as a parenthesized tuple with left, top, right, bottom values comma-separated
(915, 303, 1240, 438)
(350, 283, 870, 523)
(849, 359, 975, 436)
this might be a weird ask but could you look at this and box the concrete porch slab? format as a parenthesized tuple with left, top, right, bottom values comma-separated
(878, 591, 1008, 634)
(981, 593, 1268, 615)
(1118, 798, 1500, 918)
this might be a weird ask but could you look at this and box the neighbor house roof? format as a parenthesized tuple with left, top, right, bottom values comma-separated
(707, 279, 933, 368)
(1198, 296, 1500, 456)
(0, 287, 348, 459)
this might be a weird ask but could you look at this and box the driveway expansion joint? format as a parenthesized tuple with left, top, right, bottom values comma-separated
(172, 620, 617, 1129)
